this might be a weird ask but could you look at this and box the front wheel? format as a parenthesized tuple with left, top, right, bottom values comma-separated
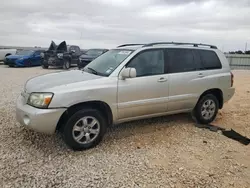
(42, 64, 48, 69)
(193, 94, 219, 124)
(63, 59, 70, 69)
(62, 109, 107, 151)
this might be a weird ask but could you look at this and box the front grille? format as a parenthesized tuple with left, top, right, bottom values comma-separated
(48, 57, 56, 65)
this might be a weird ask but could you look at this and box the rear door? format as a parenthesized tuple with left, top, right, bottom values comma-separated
(166, 48, 206, 112)
(117, 49, 169, 120)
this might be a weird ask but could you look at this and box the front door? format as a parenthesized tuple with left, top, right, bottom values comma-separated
(117, 49, 169, 120)
(70, 46, 81, 65)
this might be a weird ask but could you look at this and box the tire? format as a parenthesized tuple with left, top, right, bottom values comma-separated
(194, 94, 219, 124)
(42, 64, 48, 69)
(63, 59, 70, 69)
(77, 64, 82, 70)
(62, 108, 107, 151)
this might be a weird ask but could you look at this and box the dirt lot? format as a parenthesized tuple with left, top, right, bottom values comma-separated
(0, 65, 249, 188)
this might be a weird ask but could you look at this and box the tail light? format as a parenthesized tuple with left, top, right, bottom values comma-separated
(230, 71, 234, 87)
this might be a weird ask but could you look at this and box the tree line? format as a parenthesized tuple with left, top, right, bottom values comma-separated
(228, 50, 250, 54)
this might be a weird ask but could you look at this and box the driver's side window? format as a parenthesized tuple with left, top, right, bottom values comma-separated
(126, 49, 165, 77)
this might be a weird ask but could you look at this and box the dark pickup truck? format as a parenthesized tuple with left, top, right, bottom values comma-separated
(41, 41, 81, 69)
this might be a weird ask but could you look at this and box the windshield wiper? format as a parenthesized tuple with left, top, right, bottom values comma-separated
(87, 67, 99, 75)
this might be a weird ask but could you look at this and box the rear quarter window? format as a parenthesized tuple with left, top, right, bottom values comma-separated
(198, 50, 222, 70)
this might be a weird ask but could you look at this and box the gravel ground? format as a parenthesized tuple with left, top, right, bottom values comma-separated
(0, 65, 249, 188)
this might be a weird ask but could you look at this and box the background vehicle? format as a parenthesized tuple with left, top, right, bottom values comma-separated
(42, 41, 81, 69)
(16, 42, 235, 150)
(0, 48, 17, 61)
(4, 50, 44, 67)
(78, 48, 108, 69)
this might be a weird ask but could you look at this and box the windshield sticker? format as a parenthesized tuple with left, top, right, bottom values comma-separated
(105, 67, 114, 74)
(118, 51, 131, 55)
(106, 69, 112, 74)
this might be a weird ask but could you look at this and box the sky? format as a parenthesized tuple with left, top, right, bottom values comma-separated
(0, 0, 250, 51)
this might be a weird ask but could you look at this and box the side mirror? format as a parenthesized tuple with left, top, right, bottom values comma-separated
(121, 67, 136, 79)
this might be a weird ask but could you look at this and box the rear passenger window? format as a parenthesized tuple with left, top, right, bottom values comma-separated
(198, 50, 222, 69)
(167, 49, 197, 73)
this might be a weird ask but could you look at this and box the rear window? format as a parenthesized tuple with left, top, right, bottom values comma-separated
(198, 50, 222, 70)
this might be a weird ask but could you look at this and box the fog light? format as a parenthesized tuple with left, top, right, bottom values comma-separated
(23, 115, 30, 125)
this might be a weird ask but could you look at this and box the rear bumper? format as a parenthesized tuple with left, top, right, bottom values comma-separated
(223, 87, 235, 103)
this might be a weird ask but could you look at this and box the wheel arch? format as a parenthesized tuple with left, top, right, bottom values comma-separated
(196, 88, 223, 109)
(56, 100, 113, 132)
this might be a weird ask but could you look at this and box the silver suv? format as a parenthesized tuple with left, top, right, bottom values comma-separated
(16, 42, 235, 150)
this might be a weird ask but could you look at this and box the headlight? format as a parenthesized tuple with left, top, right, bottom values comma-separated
(41, 53, 44, 58)
(27, 92, 54, 108)
(57, 53, 63, 59)
(19, 57, 24, 60)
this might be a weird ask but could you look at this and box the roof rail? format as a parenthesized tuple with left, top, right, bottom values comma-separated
(142, 42, 217, 49)
(117, 43, 145, 48)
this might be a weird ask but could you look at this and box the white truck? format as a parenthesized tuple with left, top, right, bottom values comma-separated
(0, 49, 17, 61)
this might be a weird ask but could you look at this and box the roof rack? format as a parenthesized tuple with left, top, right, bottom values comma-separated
(143, 42, 217, 49)
(117, 43, 145, 48)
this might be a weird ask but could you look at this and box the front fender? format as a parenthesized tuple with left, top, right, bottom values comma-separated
(48, 78, 118, 121)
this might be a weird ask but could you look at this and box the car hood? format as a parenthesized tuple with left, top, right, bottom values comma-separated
(25, 70, 102, 92)
(46, 41, 67, 52)
(48, 41, 57, 51)
(7, 55, 29, 59)
(57, 41, 67, 51)
(79, 54, 97, 59)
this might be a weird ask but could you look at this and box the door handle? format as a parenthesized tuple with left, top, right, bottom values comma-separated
(158, 77, 168, 82)
(197, 73, 205, 78)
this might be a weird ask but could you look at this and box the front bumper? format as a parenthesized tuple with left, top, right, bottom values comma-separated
(16, 96, 66, 134)
(4, 59, 16, 66)
(44, 57, 63, 66)
(4, 59, 25, 67)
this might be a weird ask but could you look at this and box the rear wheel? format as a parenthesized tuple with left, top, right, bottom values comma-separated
(63, 59, 70, 69)
(62, 108, 107, 150)
(194, 94, 219, 124)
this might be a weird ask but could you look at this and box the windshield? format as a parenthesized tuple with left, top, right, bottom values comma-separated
(16, 50, 34, 56)
(83, 49, 133, 76)
(86, 49, 104, 56)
